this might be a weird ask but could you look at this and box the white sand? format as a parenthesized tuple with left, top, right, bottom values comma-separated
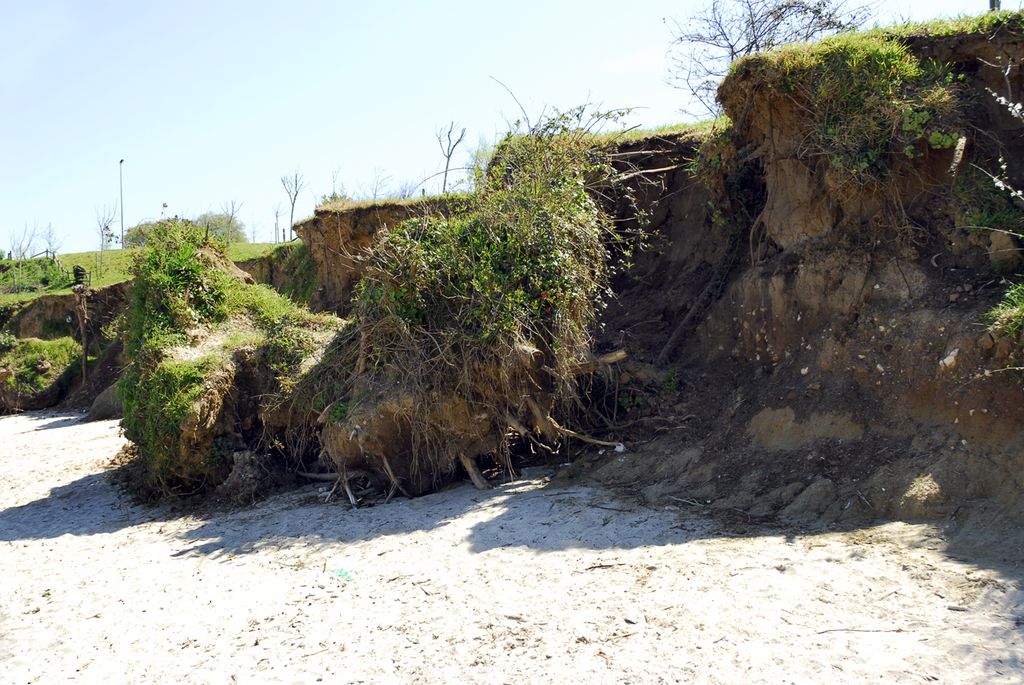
(0, 410, 1021, 684)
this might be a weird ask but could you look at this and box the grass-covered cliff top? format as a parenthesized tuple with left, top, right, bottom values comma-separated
(721, 18, 975, 185)
(872, 9, 1024, 40)
(310, 121, 725, 219)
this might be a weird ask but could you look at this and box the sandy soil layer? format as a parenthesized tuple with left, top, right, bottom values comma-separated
(0, 411, 1021, 684)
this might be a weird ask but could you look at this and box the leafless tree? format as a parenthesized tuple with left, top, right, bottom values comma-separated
(437, 121, 467, 193)
(281, 171, 306, 240)
(222, 200, 243, 228)
(273, 204, 283, 243)
(8, 224, 36, 261)
(668, 0, 869, 115)
(7, 224, 37, 290)
(95, 203, 118, 277)
(41, 223, 61, 256)
(394, 179, 421, 200)
(364, 168, 392, 201)
(331, 168, 342, 198)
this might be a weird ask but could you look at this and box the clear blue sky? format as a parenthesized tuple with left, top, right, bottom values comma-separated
(0, 0, 993, 252)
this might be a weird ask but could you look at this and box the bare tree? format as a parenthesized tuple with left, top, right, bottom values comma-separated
(8, 224, 37, 261)
(394, 179, 421, 200)
(222, 200, 243, 229)
(41, 223, 61, 256)
(318, 168, 351, 205)
(669, 0, 869, 115)
(437, 121, 467, 193)
(95, 203, 118, 278)
(7, 224, 37, 290)
(273, 204, 283, 243)
(281, 171, 306, 240)
(331, 168, 342, 198)
(365, 168, 392, 201)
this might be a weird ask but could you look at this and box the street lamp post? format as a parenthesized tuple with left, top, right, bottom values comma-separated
(119, 159, 125, 245)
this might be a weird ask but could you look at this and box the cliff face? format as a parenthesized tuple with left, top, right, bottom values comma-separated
(260, 23, 1024, 525)
(592, 25, 1024, 527)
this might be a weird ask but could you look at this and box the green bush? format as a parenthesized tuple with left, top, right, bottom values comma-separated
(0, 257, 72, 294)
(355, 107, 626, 375)
(118, 217, 340, 495)
(123, 219, 230, 357)
(0, 337, 79, 395)
(306, 107, 645, 480)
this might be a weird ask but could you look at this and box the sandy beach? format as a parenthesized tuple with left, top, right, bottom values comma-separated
(0, 410, 1021, 684)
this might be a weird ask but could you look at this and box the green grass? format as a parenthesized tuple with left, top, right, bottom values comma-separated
(870, 10, 1024, 40)
(0, 336, 80, 395)
(0, 242, 279, 308)
(988, 280, 1024, 338)
(588, 117, 729, 146)
(313, 192, 474, 215)
(225, 242, 279, 262)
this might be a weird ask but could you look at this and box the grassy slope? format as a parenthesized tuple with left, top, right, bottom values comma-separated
(0, 243, 280, 307)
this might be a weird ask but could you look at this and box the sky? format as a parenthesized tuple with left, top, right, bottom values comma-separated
(0, 0, 1003, 253)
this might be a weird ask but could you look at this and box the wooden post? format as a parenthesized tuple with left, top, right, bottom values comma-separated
(72, 284, 89, 383)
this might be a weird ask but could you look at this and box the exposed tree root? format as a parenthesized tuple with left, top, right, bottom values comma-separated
(459, 453, 492, 490)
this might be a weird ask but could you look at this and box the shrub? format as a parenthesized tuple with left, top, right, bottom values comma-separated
(306, 107, 645, 486)
(0, 337, 79, 395)
(119, 217, 340, 495)
(123, 218, 231, 357)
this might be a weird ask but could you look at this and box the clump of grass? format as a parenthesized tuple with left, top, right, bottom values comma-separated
(987, 281, 1024, 337)
(724, 31, 963, 186)
(122, 220, 231, 357)
(0, 336, 80, 395)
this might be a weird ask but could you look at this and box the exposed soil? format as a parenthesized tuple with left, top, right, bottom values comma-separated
(2, 411, 1021, 683)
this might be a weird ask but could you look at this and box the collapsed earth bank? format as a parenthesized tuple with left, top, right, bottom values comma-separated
(8, 18, 1024, 531)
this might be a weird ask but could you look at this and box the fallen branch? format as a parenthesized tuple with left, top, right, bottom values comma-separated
(548, 414, 622, 448)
